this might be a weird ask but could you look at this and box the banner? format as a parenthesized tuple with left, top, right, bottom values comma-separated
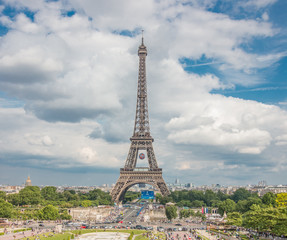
(141, 190, 154, 199)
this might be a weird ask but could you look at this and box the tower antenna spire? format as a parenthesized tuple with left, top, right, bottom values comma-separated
(141, 29, 144, 45)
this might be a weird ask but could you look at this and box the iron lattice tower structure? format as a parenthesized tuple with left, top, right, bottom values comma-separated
(111, 36, 170, 203)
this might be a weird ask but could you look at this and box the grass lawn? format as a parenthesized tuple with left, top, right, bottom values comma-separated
(20, 232, 72, 240)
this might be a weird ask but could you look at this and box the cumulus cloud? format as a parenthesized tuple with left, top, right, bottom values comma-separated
(275, 134, 287, 146)
(243, 0, 277, 8)
(0, 108, 127, 170)
(164, 92, 287, 154)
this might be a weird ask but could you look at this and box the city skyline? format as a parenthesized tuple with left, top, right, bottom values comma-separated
(0, 0, 287, 186)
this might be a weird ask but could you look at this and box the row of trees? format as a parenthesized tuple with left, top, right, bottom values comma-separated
(156, 188, 286, 215)
(0, 199, 71, 220)
(0, 186, 112, 207)
(161, 189, 287, 236)
(227, 205, 287, 235)
(0, 186, 113, 220)
(157, 188, 266, 208)
(224, 193, 287, 236)
(216, 191, 277, 215)
(0, 186, 140, 220)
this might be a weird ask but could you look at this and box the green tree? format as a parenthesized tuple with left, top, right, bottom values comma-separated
(236, 200, 249, 213)
(176, 200, 191, 208)
(38, 205, 60, 220)
(210, 199, 222, 208)
(189, 209, 195, 216)
(179, 209, 193, 219)
(242, 204, 263, 231)
(190, 200, 205, 208)
(86, 189, 112, 205)
(216, 191, 229, 201)
(156, 193, 162, 202)
(158, 195, 173, 205)
(19, 186, 42, 205)
(7, 193, 20, 206)
(68, 190, 76, 195)
(203, 190, 218, 206)
(63, 191, 79, 202)
(81, 200, 92, 207)
(188, 190, 204, 202)
(98, 198, 110, 205)
(243, 204, 287, 235)
(243, 204, 277, 232)
(246, 197, 262, 209)
(0, 199, 13, 218)
(92, 200, 99, 207)
(60, 209, 72, 220)
(226, 212, 242, 226)
(60, 202, 73, 208)
(262, 192, 276, 207)
(70, 200, 81, 207)
(0, 191, 6, 200)
(231, 188, 251, 203)
(165, 205, 178, 221)
(271, 207, 287, 236)
(124, 191, 140, 203)
(218, 199, 236, 215)
(276, 193, 287, 207)
(20, 208, 37, 220)
(41, 186, 58, 201)
(78, 193, 88, 201)
(171, 190, 190, 202)
(195, 211, 203, 217)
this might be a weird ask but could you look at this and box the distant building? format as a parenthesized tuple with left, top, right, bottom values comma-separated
(139, 183, 146, 188)
(185, 183, 193, 188)
(258, 180, 267, 187)
(25, 176, 32, 187)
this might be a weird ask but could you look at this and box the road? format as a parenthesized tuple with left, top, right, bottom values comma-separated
(121, 205, 139, 223)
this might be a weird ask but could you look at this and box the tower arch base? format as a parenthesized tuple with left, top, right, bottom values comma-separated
(111, 169, 170, 203)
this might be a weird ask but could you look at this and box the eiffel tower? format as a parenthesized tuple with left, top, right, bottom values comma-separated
(111, 34, 170, 203)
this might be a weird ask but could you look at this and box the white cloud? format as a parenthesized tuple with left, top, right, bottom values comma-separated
(42, 136, 53, 146)
(80, 147, 97, 164)
(275, 134, 287, 146)
(244, 0, 277, 8)
(262, 12, 269, 21)
(25, 134, 54, 146)
(168, 126, 271, 154)
(0, 107, 127, 169)
(163, 81, 287, 155)
(69, 0, 156, 31)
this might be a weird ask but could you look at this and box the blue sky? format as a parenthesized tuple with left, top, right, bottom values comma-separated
(0, 0, 287, 187)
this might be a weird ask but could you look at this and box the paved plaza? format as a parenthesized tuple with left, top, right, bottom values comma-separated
(78, 232, 130, 240)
